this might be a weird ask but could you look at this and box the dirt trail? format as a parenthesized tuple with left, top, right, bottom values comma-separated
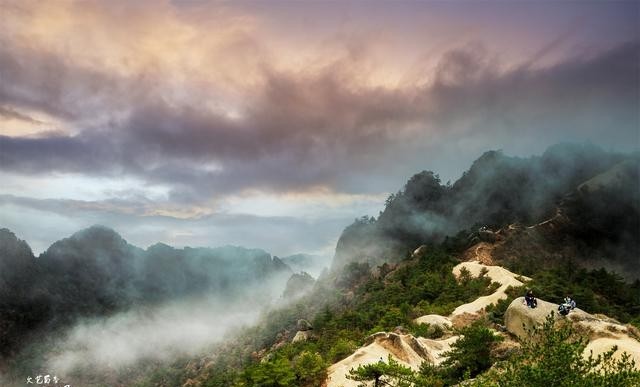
(463, 241, 499, 265)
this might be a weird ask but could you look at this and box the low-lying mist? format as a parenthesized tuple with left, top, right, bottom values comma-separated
(47, 294, 270, 374)
(0, 226, 328, 385)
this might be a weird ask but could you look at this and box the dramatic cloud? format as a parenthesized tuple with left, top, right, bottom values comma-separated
(2, 42, 637, 191)
(0, 0, 638, 253)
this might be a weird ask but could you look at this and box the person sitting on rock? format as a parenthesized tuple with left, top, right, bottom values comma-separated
(558, 295, 576, 316)
(565, 295, 576, 310)
(525, 289, 537, 308)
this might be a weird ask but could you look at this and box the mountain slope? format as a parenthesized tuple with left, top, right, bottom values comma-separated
(0, 226, 293, 363)
(332, 144, 639, 279)
(326, 258, 640, 387)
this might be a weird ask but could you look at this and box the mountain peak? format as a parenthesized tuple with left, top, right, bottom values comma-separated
(71, 225, 123, 240)
(0, 228, 28, 248)
(0, 228, 34, 266)
(42, 225, 129, 260)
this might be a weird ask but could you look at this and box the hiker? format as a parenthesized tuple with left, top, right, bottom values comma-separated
(558, 295, 576, 316)
(525, 289, 537, 308)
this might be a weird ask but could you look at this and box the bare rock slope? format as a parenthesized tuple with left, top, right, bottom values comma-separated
(505, 297, 640, 367)
(326, 251, 639, 386)
(326, 259, 524, 387)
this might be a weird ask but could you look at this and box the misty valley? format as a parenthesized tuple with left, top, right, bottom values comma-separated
(2, 1, 639, 385)
(1, 143, 639, 386)
(0, 226, 319, 385)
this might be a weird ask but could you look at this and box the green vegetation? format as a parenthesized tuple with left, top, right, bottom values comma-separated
(438, 321, 503, 382)
(124, 241, 639, 387)
(347, 355, 415, 387)
(336, 314, 640, 387)
(195, 246, 499, 386)
(476, 314, 640, 386)
(189, 241, 640, 387)
(245, 355, 297, 387)
(501, 256, 640, 326)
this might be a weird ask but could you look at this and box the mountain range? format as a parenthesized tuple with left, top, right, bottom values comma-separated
(332, 143, 639, 279)
(1, 142, 638, 386)
(0, 226, 297, 363)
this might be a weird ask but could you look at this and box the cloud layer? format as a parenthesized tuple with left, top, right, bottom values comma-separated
(0, 0, 638, 253)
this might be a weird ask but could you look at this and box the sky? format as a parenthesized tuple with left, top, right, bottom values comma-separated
(0, 0, 638, 257)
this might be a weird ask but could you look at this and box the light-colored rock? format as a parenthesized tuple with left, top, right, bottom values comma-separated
(412, 245, 428, 258)
(297, 319, 313, 331)
(325, 332, 458, 387)
(292, 330, 312, 343)
(585, 337, 640, 367)
(413, 262, 530, 335)
(414, 314, 453, 330)
(450, 262, 530, 316)
(504, 296, 640, 370)
(504, 297, 558, 340)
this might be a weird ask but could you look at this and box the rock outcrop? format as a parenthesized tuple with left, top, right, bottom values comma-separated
(411, 245, 428, 258)
(504, 297, 559, 340)
(290, 319, 314, 343)
(504, 297, 640, 369)
(292, 330, 312, 343)
(297, 319, 313, 331)
(450, 262, 530, 316)
(327, 255, 638, 386)
(325, 332, 459, 387)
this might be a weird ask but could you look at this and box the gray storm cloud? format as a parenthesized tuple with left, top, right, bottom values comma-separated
(1, 40, 638, 200)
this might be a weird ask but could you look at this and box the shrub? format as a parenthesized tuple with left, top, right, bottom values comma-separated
(293, 351, 327, 387)
(480, 314, 640, 387)
(440, 320, 503, 383)
(328, 338, 358, 363)
(245, 356, 296, 387)
(347, 355, 415, 387)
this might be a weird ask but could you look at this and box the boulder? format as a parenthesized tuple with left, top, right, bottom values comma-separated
(326, 332, 459, 387)
(297, 319, 313, 331)
(504, 297, 558, 340)
(412, 245, 428, 258)
(504, 296, 640, 369)
(292, 330, 312, 343)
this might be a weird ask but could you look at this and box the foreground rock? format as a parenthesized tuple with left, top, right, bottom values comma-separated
(327, 258, 638, 386)
(505, 297, 640, 369)
(325, 332, 459, 387)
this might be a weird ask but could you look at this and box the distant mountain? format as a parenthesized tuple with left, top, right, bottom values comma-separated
(279, 253, 327, 277)
(0, 226, 292, 360)
(332, 143, 639, 278)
